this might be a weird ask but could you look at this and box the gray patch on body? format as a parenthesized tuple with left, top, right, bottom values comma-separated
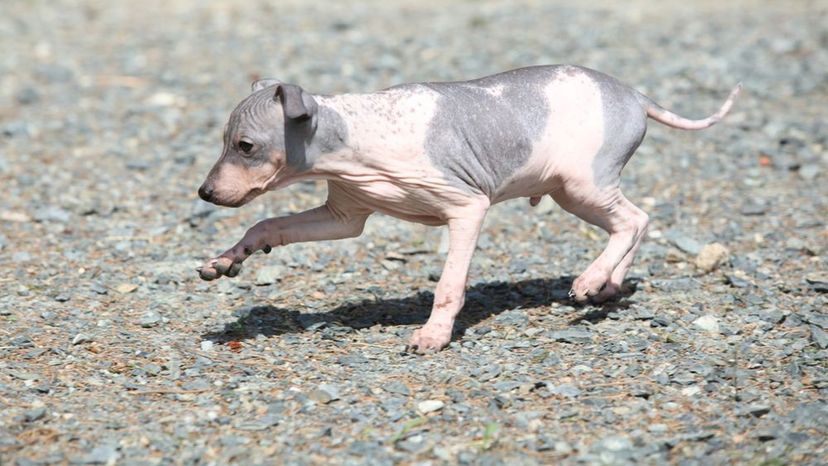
(579, 67, 649, 188)
(422, 66, 559, 197)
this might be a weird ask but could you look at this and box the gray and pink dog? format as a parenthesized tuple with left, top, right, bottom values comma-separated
(197, 65, 740, 353)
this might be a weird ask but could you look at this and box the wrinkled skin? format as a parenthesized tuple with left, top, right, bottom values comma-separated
(197, 66, 739, 353)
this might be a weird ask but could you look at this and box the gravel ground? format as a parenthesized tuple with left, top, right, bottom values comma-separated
(1, 0, 826, 464)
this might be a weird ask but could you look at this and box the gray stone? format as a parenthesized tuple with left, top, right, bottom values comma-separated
(218, 435, 250, 447)
(693, 315, 721, 333)
(681, 430, 715, 442)
(23, 407, 46, 422)
(546, 328, 593, 344)
(665, 230, 703, 255)
(633, 308, 655, 320)
(383, 380, 411, 396)
(309, 384, 340, 404)
(33, 206, 71, 223)
(477, 364, 503, 382)
(752, 428, 778, 442)
(236, 413, 280, 431)
(69, 441, 119, 464)
(255, 265, 286, 285)
(801, 311, 828, 329)
(16, 87, 40, 105)
(805, 273, 828, 293)
(493, 381, 522, 392)
(395, 434, 428, 453)
(90, 283, 108, 295)
(651, 315, 672, 327)
(139, 311, 161, 328)
(0, 429, 18, 448)
(740, 201, 767, 216)
(12, 251, 31, 262)
(11, 336, 34, 348)
(725, 273, 753, 288)
(810, 325, 828, 349)
(798, 163, 820, 181)
(595, 435, 633, 451)
(181, 379, 210, 391)
(550, 384, 581, 398)
(738, 403, 771, 417)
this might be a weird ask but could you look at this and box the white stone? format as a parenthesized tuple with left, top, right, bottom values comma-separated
(693, 315, 721, 334)
(417, 400, 445, 414)
(694, 243, 730, 273)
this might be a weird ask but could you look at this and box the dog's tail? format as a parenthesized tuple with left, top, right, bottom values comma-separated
(638, 83, 742, 130)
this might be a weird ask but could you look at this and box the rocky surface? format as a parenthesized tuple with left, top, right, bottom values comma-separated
(1, 0, 826, 464)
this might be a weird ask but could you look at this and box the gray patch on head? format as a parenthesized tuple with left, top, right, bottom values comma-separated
(228, 87, 348, 172)
(580, 67, 648, 188)
(222, 88, 282, 168)
(422, 66, 559, 197)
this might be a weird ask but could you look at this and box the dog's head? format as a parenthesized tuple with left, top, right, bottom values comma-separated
(198, 79, 318, 207)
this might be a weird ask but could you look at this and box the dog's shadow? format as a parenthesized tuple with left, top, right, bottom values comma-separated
(202, 276, 638, 344)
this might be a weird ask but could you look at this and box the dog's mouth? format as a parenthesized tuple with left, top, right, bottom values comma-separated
(211, 188, 264, 208)
(238, 187, 266, 206)
(202, 165, 286, 208)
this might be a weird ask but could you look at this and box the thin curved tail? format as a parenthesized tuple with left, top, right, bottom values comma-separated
(640, 83, 742, 130)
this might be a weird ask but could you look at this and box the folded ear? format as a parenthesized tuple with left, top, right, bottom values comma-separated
(251, 78, 281, 93)
(274, 83, 318, 124)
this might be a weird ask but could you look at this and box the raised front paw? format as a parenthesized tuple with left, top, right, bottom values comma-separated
(197, 238, 274, 281)
(197, 255, 243, 281)
(406, 324, 453, 354)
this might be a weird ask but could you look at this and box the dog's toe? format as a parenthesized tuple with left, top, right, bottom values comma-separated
(226, 262, 243, 277)
(213, 257, 234, 274)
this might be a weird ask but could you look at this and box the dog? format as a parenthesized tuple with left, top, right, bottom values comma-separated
(197, 65, 740, 353)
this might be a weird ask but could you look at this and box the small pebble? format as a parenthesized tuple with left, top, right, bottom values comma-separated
(693, 315, 721, 334)
(417, 400, 445, 414)
(139, 311, 162, 328)
(694, 243, 729, 273)
(72, 334, 93, 345)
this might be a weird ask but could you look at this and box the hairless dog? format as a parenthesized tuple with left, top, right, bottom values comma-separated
(197, 65, 741, 353)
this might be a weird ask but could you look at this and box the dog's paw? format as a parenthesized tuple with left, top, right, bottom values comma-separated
(406, 325, 452, 354)
(591, 282, 620, 303)
(570, 268, 613, 303)
(197, 256, 242, 281)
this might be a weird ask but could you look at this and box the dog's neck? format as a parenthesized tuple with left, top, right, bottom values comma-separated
(300, 94, 383, 181)
(270, 90, 424, 191)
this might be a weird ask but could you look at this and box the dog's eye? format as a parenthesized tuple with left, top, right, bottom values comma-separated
(238, 140, 254, 154)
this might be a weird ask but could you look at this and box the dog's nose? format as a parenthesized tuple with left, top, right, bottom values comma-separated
(198, 184, 214, 202)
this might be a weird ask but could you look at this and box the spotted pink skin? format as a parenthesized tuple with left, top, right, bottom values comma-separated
(198, 65, 740, 353)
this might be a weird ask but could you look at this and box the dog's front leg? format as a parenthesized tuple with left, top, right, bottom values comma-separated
(408, 207, 488, 354)
(198, 205, 370, 281)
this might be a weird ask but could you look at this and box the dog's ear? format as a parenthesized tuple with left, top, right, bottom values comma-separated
(274, 83, 318, 125)
(250, 78, 281, 93)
